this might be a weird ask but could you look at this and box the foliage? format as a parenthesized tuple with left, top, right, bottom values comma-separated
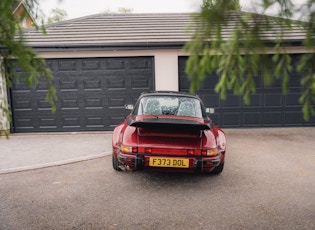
(201, 0, 241, 10)
(118, 8, 134, 14)
(46, 8, 68, 23)
(100, 8, 134, 14)
(0, 0, 57, 133)
(185, 0, 315, 120)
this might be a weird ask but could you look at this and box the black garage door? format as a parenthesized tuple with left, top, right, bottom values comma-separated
(11, 57, 154, 132)
(179, 56, 315, 128)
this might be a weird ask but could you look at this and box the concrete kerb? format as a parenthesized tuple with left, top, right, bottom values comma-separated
(0, 152, 111, 175)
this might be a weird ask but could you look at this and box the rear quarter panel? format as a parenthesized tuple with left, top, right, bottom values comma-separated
(202, 130, 217, 148)
(112, 124, 124, 150)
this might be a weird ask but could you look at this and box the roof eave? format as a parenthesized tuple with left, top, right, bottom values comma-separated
(28, 41, 187, 52)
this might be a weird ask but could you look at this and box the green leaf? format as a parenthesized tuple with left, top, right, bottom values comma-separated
(0, 0, 58, 129)
(184, 0, 314, 121)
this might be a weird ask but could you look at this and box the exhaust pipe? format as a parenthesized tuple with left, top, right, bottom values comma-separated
(118, 165, 132, 172)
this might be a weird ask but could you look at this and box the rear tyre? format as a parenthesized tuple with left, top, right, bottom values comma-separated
(112, 155, 122, 171)
(211, 163, 224, 175)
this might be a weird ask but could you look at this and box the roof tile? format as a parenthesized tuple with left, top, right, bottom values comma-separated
(22, 12, 306, 50)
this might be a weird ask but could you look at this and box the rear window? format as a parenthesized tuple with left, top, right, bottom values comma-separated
(135, 95, 203, 118)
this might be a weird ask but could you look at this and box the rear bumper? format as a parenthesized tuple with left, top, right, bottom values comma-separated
(116, 152, 223, 173)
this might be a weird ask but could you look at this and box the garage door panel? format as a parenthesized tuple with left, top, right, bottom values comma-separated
(305, 119, 315, 125)
(59, 77, 80, 91)
(264, 93, 282, 107)
(243, 112, 262, 127)
(35, 80, 51, 91)
(37, 99, 52, 111)
(13, 92, 48, 111)
(106, 59, 126, 70)
(59, 98, 80, 111)
(130, 58, 152, 70)
(106, 76, 127, 90)
(285, 93, 301, 107)
(222, 112, 242, 127)
(222, 95, 242, 108)
(45, 60, 54, 70)
(12, 81, 33, 91)
(82, 59, 102, 71)
(109, 115, 126, 128)
(288, 73, 302, 89)
(85, 116, 105, 129)
(61, 117, 81, 129)
(39, 117, 58, 129)
(83, 78, 102, 90)
(108, 97, 126, 109)
(14, 117, 35, 131)
(12, 97, 33, 111)
(200, 94, 220, 108)
(58, 59, 78, 72)
(108, 98, 136, 126)
(210, 113, 221, 126)
(284, 111, 304, 125)
(200, 74, 220, 91)
(131, 75, 151, 90)
(11, 57, 154, 132)
(14, 113, 59, 131)
(264, 78, 282, 90)
(263, 112, 282, 126)
(243, 94, 262, 108)
(84, 98, 103, 110)
(178, 56, 313, 127)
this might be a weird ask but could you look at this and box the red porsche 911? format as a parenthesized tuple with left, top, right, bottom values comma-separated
(112, 91, 226, 174)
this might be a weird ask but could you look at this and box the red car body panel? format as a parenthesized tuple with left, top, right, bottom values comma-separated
(112, 92, 226, 174)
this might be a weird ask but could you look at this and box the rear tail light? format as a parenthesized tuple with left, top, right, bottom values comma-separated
(145, 147, 152, 153)
(187, 149, 195, 155)
(201, 148, 218, 156)
(120, 145, 138, 154)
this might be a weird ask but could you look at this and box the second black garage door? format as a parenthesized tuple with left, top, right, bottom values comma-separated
(179, 56, 315, 128)
(11, 57, 154, 132)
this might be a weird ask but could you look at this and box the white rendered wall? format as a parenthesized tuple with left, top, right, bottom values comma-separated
(0, 59, 9, 132)
(154, 50, 179, 91)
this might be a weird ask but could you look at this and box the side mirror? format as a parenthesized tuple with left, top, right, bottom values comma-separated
(125, 104, 134, 110)
(206, 108, 215, 114)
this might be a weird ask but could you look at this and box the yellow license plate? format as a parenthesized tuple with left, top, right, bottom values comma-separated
(149, 157, 189, 168)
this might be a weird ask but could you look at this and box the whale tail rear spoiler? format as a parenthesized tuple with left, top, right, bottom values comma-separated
(128, 118, 211, 131)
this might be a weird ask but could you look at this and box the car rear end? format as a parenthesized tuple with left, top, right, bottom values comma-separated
(118, 125, 223, 173)
(113, 92, 226, 174)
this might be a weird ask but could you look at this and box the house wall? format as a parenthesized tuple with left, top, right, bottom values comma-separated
(154, 51, 179, 91)
(14, 4, 33, 28)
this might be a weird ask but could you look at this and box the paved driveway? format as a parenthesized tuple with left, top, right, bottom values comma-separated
(0, 128, 315, 229)
(0, 132, 112, 174)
